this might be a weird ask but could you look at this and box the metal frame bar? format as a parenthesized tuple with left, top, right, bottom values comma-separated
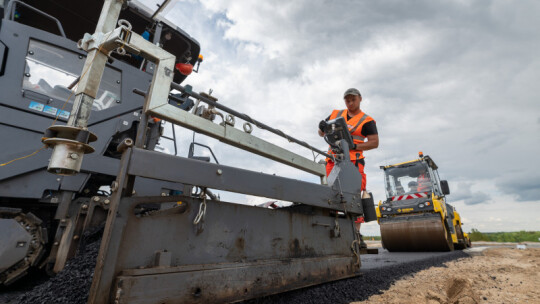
(147, 104, 326, 176)
(128, 147, 363, 213)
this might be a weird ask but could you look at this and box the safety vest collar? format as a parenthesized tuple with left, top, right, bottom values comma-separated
(330, 109, 345, 120)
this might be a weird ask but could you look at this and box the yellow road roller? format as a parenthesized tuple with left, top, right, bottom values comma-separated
(376, 152, 471, 251)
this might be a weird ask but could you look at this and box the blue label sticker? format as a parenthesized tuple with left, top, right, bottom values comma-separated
(58, 110, 70, 119)
(43, 105, 58, 116)
(29, 101, 44, 112)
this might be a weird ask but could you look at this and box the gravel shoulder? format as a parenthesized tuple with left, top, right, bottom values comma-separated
(353, 247, 540, 304)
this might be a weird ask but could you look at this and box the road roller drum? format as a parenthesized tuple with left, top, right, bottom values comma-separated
(379, 214, 452, 252)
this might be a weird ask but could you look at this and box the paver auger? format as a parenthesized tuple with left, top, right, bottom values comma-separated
(1, 0, 378, 302)
(376, 153, 471, 252)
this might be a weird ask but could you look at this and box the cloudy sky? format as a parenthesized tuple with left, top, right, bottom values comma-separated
(142, 0, 539, 235)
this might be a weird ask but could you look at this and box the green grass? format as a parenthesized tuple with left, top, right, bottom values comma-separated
(365, 230, 540, 243)
(468, 229, 540, 243)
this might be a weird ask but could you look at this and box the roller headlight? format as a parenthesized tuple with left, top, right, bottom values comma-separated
(387, 207, 392, 211)
(418, 203, 425, 208)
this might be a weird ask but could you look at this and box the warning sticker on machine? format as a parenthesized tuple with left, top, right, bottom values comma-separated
(43, 105, 58, 116)
(58, 110, 70, 119)
(398, 208, 414, 213)
(28, 102, 70, 119)
(28, 101, 44, 112)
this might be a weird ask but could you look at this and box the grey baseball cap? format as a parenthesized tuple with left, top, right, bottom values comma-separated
(343, 88, 361, 98)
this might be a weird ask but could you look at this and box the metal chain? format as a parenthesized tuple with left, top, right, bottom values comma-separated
(350, 215, 364, 267)
(350, 240, 361, 267)
(193, 189, 207, 225)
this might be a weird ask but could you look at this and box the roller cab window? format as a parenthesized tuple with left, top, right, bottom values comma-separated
(384, 162, 432, 198)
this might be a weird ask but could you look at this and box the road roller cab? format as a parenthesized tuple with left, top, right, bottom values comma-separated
(377, 153, 449, 220)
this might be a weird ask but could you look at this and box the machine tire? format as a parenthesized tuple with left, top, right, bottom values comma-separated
(445, 223, 454, 251)
(454, 225, 466, 250)
(0, 208, 47, 285)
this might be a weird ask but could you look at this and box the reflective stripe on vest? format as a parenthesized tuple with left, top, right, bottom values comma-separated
(352, 135, 366, 141)
(350, 113, 368, 134)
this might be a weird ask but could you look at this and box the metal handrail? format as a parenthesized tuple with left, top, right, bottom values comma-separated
(159, 122, 178, 156)
(170, 82, 332, 159)
(188, 142, 219, 164)
(6, 0, 66, 38)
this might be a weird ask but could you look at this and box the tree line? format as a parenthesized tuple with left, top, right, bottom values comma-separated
(468, 229, 540, 242)
(365, 230, 540, 242)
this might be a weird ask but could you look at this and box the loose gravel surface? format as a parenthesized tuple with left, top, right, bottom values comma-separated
(0, 226, 103, 304)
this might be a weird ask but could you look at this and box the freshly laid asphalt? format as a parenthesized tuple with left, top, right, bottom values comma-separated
(243, 249, 469, 304)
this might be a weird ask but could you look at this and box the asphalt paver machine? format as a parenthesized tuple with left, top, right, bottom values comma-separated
(0, 1, 378, 302)
(0, 0, 200, 285)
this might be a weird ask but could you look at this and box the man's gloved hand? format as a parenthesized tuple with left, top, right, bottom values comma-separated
(318, 120, 327, 132)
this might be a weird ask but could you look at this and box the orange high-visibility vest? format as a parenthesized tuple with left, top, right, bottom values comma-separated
(417, 173, 430, 192)
(327, 109, 374, 161)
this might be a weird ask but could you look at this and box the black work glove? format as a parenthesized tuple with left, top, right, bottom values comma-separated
(318, 120, 327, 132)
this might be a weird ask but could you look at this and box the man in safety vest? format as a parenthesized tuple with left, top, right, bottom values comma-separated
(318, 88, 379, 247)
(417, 167, 430, 192)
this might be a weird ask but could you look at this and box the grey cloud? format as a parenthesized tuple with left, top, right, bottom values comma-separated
(218, 0, 539, 82)
(463, 192, 491, 205)
(496, 177, 540, 202)
(451, 182, 491, 205)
